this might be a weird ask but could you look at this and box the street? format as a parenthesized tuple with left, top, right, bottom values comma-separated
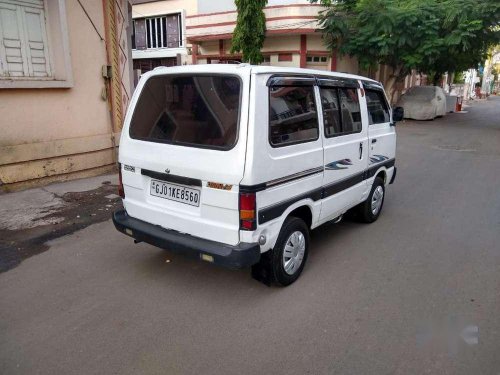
(1, 97, 500, 374)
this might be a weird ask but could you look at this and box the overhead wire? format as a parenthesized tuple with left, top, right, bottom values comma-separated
(77, 0, 105, 41)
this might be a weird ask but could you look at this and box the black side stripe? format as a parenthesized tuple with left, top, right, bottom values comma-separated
(240, 166, 323, 193)
(258, 158, 395, 224)
(367, 158, 395, 178)
(322, 171, 365, 198)
(258, 188, 323, 225)
(141, 169, 202, 187)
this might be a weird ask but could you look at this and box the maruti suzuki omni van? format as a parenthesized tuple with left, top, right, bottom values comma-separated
(113, 64, 402, 286)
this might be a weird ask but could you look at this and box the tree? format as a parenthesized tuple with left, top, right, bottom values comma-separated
(311, 0, 500, 100)
(422, 1, 500, 85)
(231, 0, 268, 64)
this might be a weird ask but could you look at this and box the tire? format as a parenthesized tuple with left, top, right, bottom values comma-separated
(271, 216, 310, 286)
(357, 177, 385, 223)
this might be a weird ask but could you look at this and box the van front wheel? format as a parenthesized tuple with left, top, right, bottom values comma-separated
(272, 217, 310, 286)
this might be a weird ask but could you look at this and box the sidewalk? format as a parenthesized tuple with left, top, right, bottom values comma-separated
(0, 173, 121, 272)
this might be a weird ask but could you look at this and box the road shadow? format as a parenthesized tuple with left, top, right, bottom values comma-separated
(0, 183, 122, 273)
(128, 214, 367, 291)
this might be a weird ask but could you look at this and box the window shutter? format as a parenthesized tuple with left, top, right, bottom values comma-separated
(134, 19, 147, 50)
(166, 14, 179, 48)
(21, 6, 51, 77)
(0, 0, 50, 78)
(0, 3, 28, 77)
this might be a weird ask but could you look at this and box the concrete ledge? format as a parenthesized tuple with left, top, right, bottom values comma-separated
(0, 164, 117, 193)
(0, 149, 116, 185)
(0, 132, 121, 165)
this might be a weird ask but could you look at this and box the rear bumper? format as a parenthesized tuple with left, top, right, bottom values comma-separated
(112, 210, 260, 269)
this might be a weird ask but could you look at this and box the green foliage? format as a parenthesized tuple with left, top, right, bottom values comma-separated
(453, 71, 465, 84)
(492, 65, 500, 81)
(231, 0, 268, 64)
(311, 0, 500, 80)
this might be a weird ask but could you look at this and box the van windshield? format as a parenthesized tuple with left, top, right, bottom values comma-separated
(129, 74, 241, 149)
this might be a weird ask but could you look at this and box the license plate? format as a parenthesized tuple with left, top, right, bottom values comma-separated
(150, 179, 200, 207)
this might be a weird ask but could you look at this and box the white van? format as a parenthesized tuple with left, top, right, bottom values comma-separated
(113, 64, 403, 286)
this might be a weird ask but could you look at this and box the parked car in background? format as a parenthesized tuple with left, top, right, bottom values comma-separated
(397, 86, 447, 120)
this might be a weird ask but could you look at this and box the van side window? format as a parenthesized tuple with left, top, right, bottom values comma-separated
(339, 88, 362, 133)
(320, 87, 362, 137)
(366, 89, 390, 124)
(320, 88, 341, 137)
(269, 86, 319, 146)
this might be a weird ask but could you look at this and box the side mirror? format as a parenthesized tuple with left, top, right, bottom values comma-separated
(392, 107, 404, 125)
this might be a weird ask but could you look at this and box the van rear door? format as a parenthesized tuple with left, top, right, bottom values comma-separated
(119, 69, 249, 246)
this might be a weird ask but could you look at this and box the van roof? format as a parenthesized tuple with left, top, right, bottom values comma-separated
(145, 64, 380, 85)
(250, 65, 378, 83)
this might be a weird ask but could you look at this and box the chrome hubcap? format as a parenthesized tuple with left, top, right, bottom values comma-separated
(371, 185, 384, 215)
(282, 231, 306, 275)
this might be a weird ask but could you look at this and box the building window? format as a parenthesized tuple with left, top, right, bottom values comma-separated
(208, 58, 242, 64)
(133, 13, 182, 50)
(133, 57, 177, 74)
(261, 55, 271, 65)
(306, 55, 328, 64)
(0, 0, 72, 88)
(269, 85, 319, 147)
(0, 0, 51, 78)
(278, 53, 293, 62)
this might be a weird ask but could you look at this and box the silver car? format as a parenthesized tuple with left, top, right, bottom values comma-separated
(398, 86, 447, 120)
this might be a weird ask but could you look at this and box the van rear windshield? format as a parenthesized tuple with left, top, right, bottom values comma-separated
(129, 74, 241, 149)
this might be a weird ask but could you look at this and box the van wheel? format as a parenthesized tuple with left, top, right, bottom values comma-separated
(271, 217, 310, 286)
(358, 177, 385, 223)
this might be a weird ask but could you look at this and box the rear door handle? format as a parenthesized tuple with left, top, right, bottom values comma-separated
(371, 139, 377, 144)
(359, 142, 363, 159)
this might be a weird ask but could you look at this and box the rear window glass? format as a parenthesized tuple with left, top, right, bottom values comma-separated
(129, 75, 241, 149)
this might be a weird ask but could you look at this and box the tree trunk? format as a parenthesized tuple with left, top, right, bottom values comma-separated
(385, 66, 405, 105)
(432, 72, 442, 86)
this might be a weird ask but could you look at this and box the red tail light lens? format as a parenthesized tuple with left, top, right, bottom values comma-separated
(239, 192, 256, 231)
(118, 164, 125, 198)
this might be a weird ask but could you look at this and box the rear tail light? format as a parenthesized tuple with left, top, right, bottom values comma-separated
(118, 163, 125, 198)
(239, 192, 256, 231)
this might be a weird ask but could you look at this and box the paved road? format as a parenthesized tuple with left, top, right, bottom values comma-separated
(1, 97, 500, 374)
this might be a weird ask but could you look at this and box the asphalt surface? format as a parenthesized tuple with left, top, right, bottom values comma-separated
(1, 97, 500, 374)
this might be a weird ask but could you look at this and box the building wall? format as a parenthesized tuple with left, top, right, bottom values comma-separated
(186, 4, 322, 38)
(337, 54, 359, 75)
(132, 0, 197, 18)
(262, 35, 300, 52)
(197, 0, 310, 14)
(0, 0, 132, 191)
(186, 4, 362, 76)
